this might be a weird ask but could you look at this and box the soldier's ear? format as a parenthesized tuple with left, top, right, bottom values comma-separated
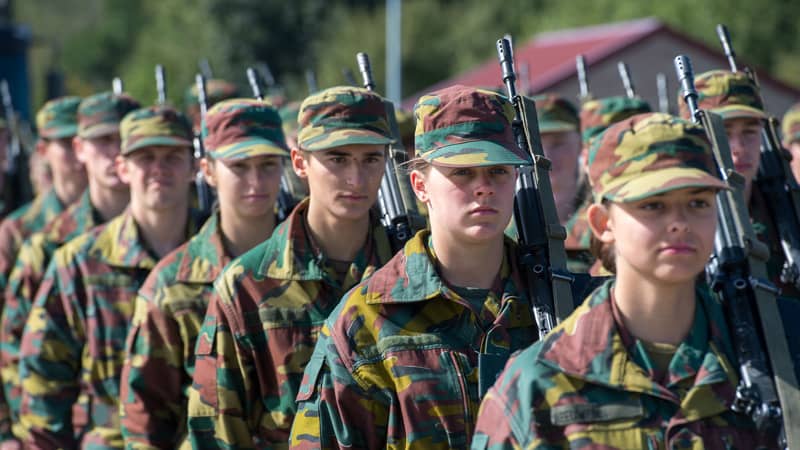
(587, 202, 614, 244)
(73, 136, 87, 164)
(409, 168, 429, 203)
(115, 155, 131, 185)
(199, 157, 217, 188)
(291, 147, 308, 179)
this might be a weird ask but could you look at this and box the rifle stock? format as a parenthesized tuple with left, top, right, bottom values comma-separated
(676, 54, 800, 449)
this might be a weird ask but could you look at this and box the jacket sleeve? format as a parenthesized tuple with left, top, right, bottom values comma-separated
(120, 281, 191, 449)
(18, 254, 83, 449)
(186, 287, 261, 450)
(471, 385, 526, 450)
(290, 325, 390, 450)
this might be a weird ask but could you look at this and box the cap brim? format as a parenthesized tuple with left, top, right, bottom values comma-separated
(80, 123, 120, 139)
(424, 140, 532, 167)
(124, 136, 193, 155)
(209, 139, 290, 161)
(301, 129, 394, 151)
(41, 124, 79, 139)
(538, 121, 578, 133)
(712, 104, 767, 121)
(603, 167, 729, 203)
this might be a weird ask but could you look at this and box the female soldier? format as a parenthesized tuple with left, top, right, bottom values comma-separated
(471, 112, 775, 449)
(289, 85, 540, 449)
(119, 98, 289, 448)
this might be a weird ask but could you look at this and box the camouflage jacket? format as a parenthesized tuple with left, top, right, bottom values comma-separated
(1, 190, 102, 440)
(120, 213, 229, 449)
(187, 199, 392, 449)
(0, 188, 65, 289)
(289, 230, 538, 450)
(471, 279, 774, 450)
(18, 209, 200, 450)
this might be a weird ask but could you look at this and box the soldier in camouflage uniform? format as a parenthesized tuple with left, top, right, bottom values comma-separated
(17, 105, 202, 449)
(564, 96, 651, 273)
(0, 97, 87, 292)
(289, 85, 539, 449)
(472, 112, 774, 449)
(186, 86, 394, 448)
(278, 100, 309, 200)
(678, 70, 793, 295)
(119, 98, 290, 449)
(781, 102, 800, 183)
(0, 92, 140, 445)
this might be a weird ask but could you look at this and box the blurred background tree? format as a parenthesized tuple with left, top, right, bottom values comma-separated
(14, 0, 800, 110)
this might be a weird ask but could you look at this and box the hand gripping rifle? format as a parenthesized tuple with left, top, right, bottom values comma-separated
(676, 54, 800, 449)
(617, 62, 636, 99)
(355, 52, 422, 252)
(716, 24, 800, 291)
(497, 38, 575, 340)
(0, 79, 33, 210)
(193, 74, 214, 215)
(246, 67, 297, 222)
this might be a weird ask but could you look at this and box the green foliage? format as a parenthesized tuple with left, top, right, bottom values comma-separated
(14, 0, 800, 113)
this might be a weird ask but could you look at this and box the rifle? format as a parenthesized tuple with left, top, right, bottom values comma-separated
(246, 67, 297, 222)
(199, 58, 213, 79)
(305, 69, 318, 95)
(112, 77, 124, 95)
(496, 38, 575, 340)
(675, 54, 800, 449)
(656, 73, 670, 114)
(0, 79, 33, 211)
(356, 51, 421, 252)
(716, 24, 800, 291)
(617, 62, 636, 99)
(155, 65, 167, 105)
(576, 54, 591, 103)
(193, 74, 214, 215)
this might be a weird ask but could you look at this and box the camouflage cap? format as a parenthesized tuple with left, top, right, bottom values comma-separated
(588, 112, 727, 203)
(278, 101, 301, 139)
(678, 70, 765, 121)
(202, 98, 289, 161)
(77, 92, 141, 139)
(120, 105, 193, 155)
(580, 96, 651, 146)
(533, 93, 579, 133)
(782, 102, 800, 145)
(297, 86, 394, 151)
(413, 85, 530, 167)
(36, 96, 82, 139)
(185, 79, 241, 130)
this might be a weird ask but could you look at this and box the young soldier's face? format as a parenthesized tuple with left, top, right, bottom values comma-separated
(540, 130, 581, 212)
(724, 117, 762, 184)
(292, 144, 385, 222)
(75, 133, 127, 191)
(590, 187, 718, 284)
(412, 164, 516, 245)
(203, 155, 283, 220)
(788, 141, 800, 184)
(117, 146, 194, 212)
(38, 136, 85, 185)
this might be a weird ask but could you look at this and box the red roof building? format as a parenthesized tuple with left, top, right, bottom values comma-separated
(403, 18, 799, 116)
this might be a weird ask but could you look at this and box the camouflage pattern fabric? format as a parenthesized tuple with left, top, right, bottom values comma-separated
(532, 93, 579, 133)
(677, 70, 766, 121)
(0, 189, 66, 441)
(186, 198, 392, 449)
(18, 210, 201, 449)
(587, 113, 727, 203)
(35, 96, 81, 140)
(414, 85, 530, 167)
(202, 98, 289, 161)
(471, 279, 774, 449)
(184, 79, 240, 131)
(278, 101, 301, 142)
(1, 190, 103, 440)
(119, 214, 228, 449)
(296, 86, 394, 151)
(78, 92, 141, 139)
(782, 102, 800, 146)
(120, 105, 193, 155)
(289, 230, 538, 449)
(579, 96, 651, 148)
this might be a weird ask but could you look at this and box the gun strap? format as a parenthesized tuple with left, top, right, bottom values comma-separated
(519, 96, 574, 321)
